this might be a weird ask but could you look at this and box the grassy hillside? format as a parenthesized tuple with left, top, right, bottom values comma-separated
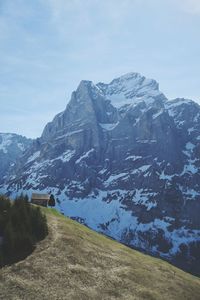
(0, 208, 199, 300)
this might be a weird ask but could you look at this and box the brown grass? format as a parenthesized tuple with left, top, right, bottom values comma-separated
(0, 208, 199, 300)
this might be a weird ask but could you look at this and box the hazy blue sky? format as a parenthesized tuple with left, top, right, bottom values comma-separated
(0, 0, 200, 138)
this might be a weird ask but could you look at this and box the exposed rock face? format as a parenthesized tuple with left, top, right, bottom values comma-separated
(0, 133, 32, 185)
(1, 73, 200, 275)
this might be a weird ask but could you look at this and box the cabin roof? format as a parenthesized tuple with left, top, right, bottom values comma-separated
(31, 193, 50, 200)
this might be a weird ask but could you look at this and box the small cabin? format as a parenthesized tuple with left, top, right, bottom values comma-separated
(31, 193, 50, 207)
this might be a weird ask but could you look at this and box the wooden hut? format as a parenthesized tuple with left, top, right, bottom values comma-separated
(31, 193, 50, 207)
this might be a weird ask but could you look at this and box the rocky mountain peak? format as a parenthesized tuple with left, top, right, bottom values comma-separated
(75, 80, 94, 99)
(42, 72, 167, 143)
(97, 72, 165, 108)
(109, 72, 159, 89)
(1, 72, 200, 276)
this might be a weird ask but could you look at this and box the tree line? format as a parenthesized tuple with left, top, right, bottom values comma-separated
(0, 194, 48, 267)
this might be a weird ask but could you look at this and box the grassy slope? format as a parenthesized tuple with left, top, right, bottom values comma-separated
(0, 208, 199, 300)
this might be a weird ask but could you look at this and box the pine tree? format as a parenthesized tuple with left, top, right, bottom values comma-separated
(49, 194, 55, 207)
(0, 194, 48, 268)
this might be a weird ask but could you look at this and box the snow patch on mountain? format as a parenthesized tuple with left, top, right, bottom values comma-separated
(57, 150, 75, 162)
(27, 151, 40, 164)
(105, 173, 129, 187)
(0, 134, 13, 154)
(76, 149, 94, 164)
(99, 122, 119, 131)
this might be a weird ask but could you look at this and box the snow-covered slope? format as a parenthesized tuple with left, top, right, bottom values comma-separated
(0, 73, 200, 275)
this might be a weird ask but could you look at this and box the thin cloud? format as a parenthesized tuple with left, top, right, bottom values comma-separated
(175, 0, 200, 14)
(46, 0, 140, 36)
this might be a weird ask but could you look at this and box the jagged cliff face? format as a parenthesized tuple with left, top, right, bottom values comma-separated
(1, 73, 200, 275)
(0, 133, 32, 185)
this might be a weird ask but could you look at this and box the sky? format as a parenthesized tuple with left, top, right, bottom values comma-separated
(0, 0, 200, 138)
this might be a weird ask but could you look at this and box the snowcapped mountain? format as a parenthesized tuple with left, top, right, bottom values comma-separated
(1, 72, 200, 275)
(0, 133, 32, 185)
(97, 72, 165, 107)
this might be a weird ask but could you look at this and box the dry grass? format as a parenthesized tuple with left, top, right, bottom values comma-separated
(0, 208, 199, 300)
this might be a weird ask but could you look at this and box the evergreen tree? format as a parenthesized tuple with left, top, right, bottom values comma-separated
(0, 194, 48, 268)
(49, 194, 55, 207)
